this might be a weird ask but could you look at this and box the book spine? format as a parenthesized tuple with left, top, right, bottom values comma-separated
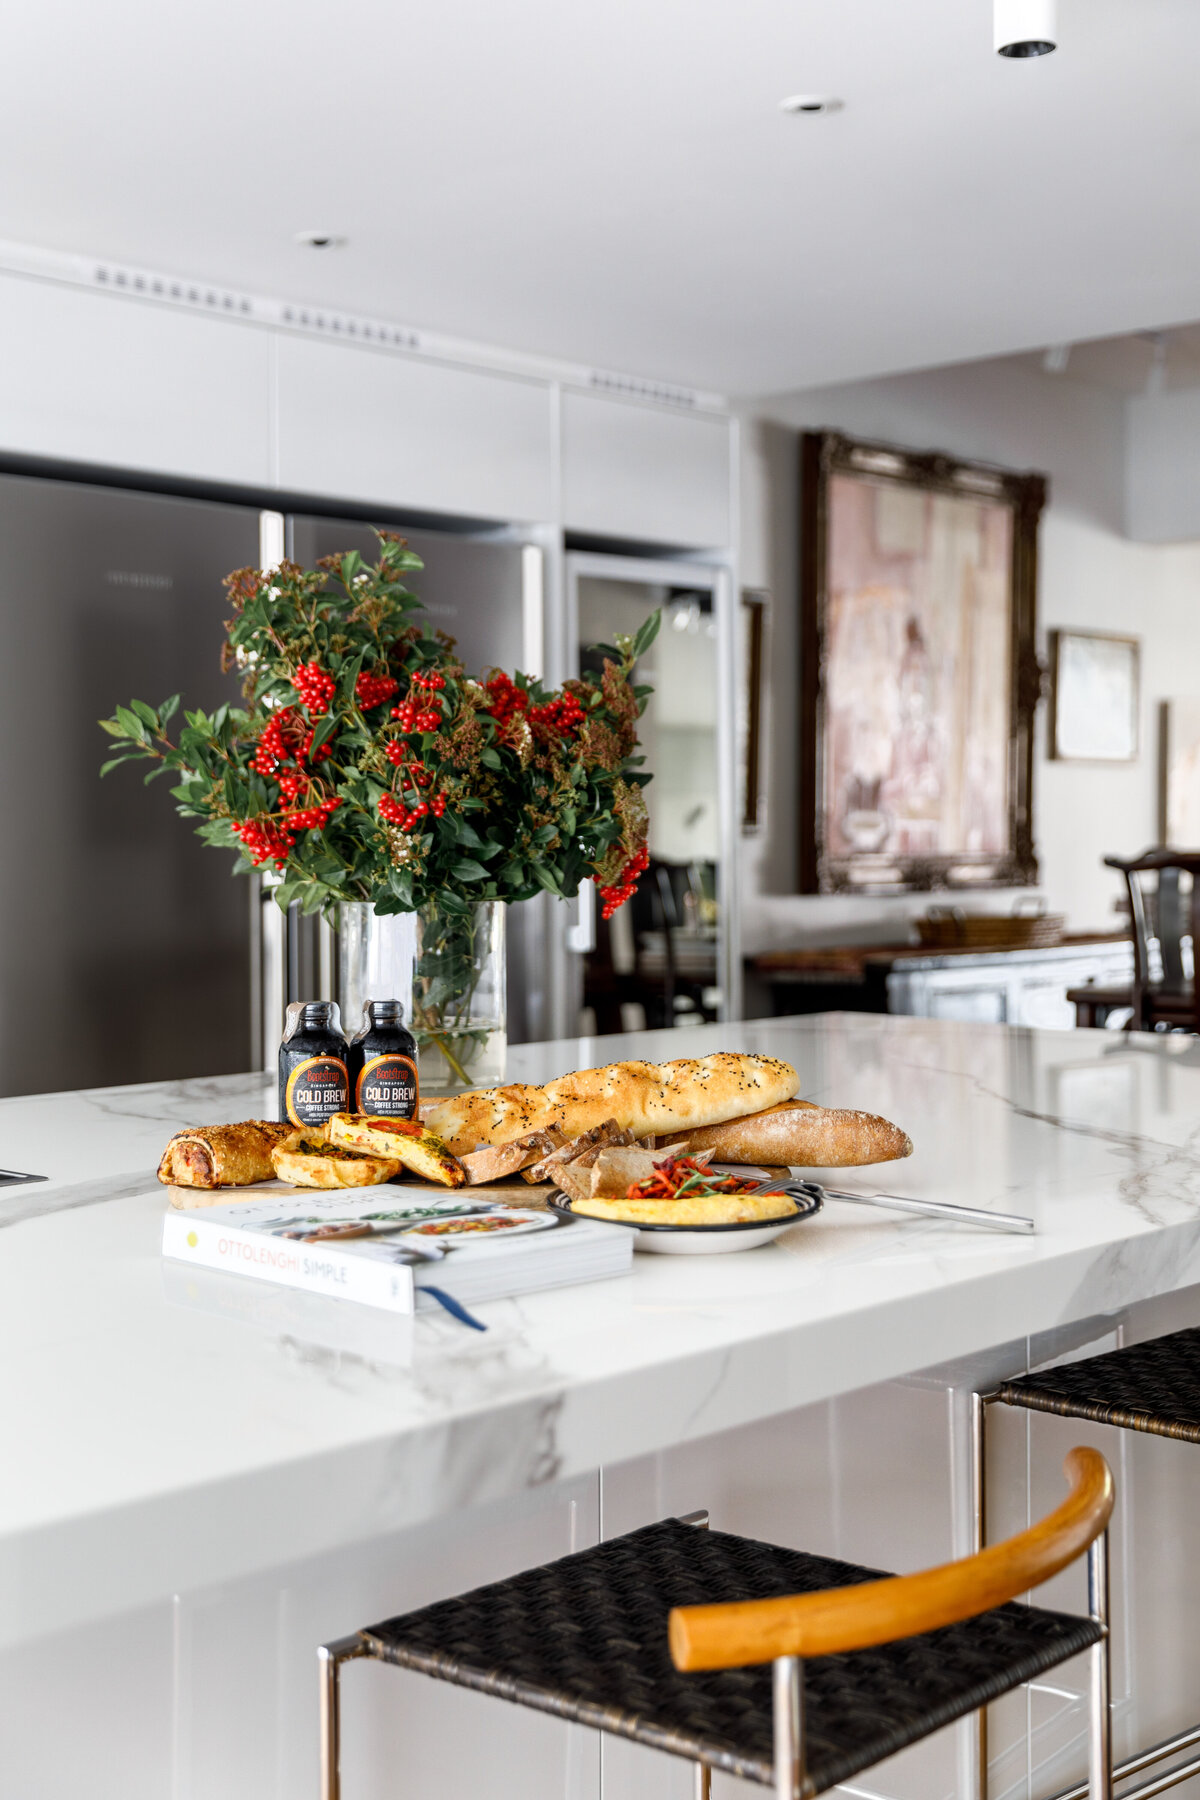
(162, 1213, 415, 1313)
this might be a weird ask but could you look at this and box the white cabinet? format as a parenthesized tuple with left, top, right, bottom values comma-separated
(0, 276, 272, 486)
(274, 334, 554, 523)
(887, 941, 1134, 1027)
(561, 389, 730, 545)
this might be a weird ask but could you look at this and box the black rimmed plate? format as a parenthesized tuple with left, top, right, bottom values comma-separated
(548, 1186, 821, 1254)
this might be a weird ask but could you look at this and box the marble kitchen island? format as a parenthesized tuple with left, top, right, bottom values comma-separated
(5, 1013, 1200, 1800)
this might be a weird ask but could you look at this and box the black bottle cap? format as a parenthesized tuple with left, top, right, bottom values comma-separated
(300, 1001, 337, 1030)
(367, 999, 405, 1024)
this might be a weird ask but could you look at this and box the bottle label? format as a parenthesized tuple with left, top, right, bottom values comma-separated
(355, 1054, 419, 1118)
(285, 1056, 349, 1127)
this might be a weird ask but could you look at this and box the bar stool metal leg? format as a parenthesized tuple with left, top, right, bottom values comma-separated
(1089, 1530, 1112, 1800)
(682, 1507, 712, 1800)
(971, 1390, 990, 1800)
(773, 1654, 805, 1800)
(318, 1634, 368, 1800)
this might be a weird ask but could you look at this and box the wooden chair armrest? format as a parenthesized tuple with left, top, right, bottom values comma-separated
(669, 1447, 1112, 1672)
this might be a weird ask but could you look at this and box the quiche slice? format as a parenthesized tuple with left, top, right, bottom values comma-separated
(271, 1130, 400, 1189)
(325, 1116, 467, 1188)
(326, 1113, 467, 1189)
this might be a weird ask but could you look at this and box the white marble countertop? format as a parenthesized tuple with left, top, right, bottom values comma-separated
(5, 1012, 1200, 1648)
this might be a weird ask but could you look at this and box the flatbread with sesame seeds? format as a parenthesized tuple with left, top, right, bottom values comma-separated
(424, 1053, 800, 1154)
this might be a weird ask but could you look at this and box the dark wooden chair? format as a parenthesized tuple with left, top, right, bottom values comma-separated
(1103, 849, 1200, 1033)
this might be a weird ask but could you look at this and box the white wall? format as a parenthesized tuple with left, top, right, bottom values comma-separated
(738, 355, 1200, 955)
(1126, 383, 1200, 543)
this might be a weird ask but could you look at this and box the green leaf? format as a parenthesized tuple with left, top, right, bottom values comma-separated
(159, 693, 181, 725)
(633, 609, 662, 659)
(479, 746, 502, 770)
(99, 753, 141, 777)
(531, 863, 563, 897)
(448, 815, 486, 850)
(451, 858, 489, 881)
(98, 717, 128, 739)
(130, 698, 160, 731)
(309, 712, 339, 755)
(115, 704, 148, 742)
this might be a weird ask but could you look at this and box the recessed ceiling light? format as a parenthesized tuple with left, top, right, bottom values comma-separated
(779, 94, 843, 116)
(294, 230, 346, 250)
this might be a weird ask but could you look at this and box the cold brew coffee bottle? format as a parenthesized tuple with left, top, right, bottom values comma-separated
(347, 999, 419, 1119)
(278, 1001, 350, 1127)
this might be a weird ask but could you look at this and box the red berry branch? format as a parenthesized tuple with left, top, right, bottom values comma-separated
(100, 535, 658, 922)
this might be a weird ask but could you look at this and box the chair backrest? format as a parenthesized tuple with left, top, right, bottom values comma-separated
(1105, 849, 1200, 1022)
(669, 1446, 1112, 1671)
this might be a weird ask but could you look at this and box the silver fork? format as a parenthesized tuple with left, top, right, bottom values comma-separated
(749, 1177, 1035, 1235)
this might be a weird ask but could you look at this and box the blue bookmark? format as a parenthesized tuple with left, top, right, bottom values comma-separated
(421, 1285, 488, 1331)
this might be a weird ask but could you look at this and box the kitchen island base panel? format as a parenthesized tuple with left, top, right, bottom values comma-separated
(6, 1299, 1200, 1800)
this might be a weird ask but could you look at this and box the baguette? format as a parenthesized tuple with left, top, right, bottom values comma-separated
(425, 1054, 799, 1154)
(669, 1100, 912, 1169)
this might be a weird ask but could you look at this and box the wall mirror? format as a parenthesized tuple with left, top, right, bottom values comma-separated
(799, 429, 1046, 894)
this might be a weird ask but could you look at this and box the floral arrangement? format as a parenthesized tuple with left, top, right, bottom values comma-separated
(99, 534, 657, 925)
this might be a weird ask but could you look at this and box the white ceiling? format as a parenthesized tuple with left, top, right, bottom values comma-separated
(5, 0, 1200, 397)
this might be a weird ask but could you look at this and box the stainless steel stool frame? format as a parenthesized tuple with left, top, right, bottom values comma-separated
(971, 1389, 1200, 1800)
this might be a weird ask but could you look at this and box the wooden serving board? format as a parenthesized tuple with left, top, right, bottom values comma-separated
(166, 1177, 556, 1211)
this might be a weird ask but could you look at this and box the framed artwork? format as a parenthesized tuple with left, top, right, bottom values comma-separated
(799, 430, 1046, 894)
(740, 590, 768, 832)
(1048, 630, 1139, 763)
(1159, 698, 1200, 844)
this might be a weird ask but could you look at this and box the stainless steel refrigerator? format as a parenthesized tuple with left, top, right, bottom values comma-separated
(0, 471, 260, 1096)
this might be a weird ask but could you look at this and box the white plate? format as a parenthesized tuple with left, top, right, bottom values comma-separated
(547, 1190, 821, 1254)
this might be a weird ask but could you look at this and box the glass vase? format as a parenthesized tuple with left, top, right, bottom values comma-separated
(338, 899, 506, 1096)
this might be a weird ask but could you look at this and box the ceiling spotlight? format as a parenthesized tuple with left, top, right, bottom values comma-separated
(995, 0, 1057, 57)
(779, 94, 844, 116)
(294, 230, 346, 250)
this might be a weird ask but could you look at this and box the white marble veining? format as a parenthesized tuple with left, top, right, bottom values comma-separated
(5, 1013, 1200, 1651)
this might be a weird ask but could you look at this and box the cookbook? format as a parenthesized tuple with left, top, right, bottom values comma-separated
(161, 1186, 631, 1314)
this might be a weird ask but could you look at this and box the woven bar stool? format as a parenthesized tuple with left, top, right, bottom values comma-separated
(974, 1327, 1200, 1800)
(319, 1448, 1112, 1800)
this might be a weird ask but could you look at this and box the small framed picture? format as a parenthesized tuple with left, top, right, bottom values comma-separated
(1049, 630, 1140, 762)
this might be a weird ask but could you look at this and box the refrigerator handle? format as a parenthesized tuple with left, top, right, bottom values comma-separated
(565, 880, 596, 955)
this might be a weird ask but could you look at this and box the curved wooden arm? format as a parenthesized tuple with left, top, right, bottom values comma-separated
(670, 1447, 1112, 1672)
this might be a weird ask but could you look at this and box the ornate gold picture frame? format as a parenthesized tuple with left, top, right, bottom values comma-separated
(799, 430, 1046, 894)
